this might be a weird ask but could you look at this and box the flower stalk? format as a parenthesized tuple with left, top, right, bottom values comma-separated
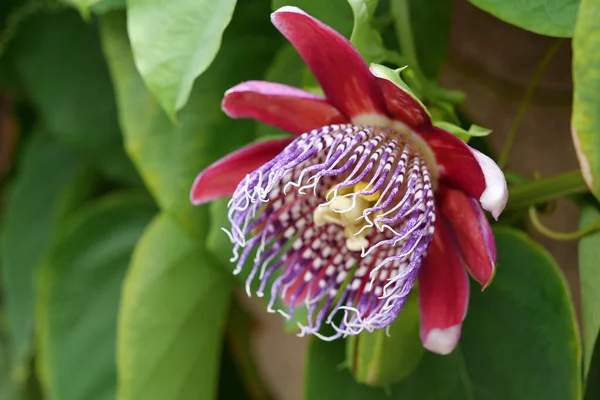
(505, 170, 588, 212)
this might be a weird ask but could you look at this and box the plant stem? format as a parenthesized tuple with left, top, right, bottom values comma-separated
(391, 0, 420, 71)
(505, 170, 588, 212)
(498, 39, 562, 169)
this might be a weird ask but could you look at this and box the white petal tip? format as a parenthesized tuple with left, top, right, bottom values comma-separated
(480, 186, 508, 220)
(471, 149, 508, 219)
(423, 325, 461, 355)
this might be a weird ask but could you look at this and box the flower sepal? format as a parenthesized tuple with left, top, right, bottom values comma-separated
(369, 64, 424, 107)
(434, 121, 492, 143)
(346, 293, 425, 387)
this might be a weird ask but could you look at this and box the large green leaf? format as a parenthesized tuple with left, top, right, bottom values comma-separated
(11, 10, 139, 185)
(305, 227, 580, 399)
(580, 204, 600, 377)
(0, 133, 92, 379)
(127, 0, 237, 120)
(117, 213, 230, 400)
(272, 0, 353, 38)
(459, 228, 580, 398)
(391, 0, 452, 78)
(572, 0, 600, 201)
(467, 0, 579, 37)
(100, 0, 282, 238)
(36, 194, 156, 400)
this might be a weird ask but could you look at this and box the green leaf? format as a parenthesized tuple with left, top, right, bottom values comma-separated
(347, 0, 387, 63)
(36, 193, 156, 400)
(404, 0, 452, 78)
(272, 0, 354, 38)
(127, 0, 237, 120)
(433, 121, 491, 142)
(117, 213, 231, 400)
(467, 0, 579, 37)
(305, 227, 580, 399)
(207, 199, 235, 269)
(1, 133, 92, 379)
(263, 44, 305, 89)
(346, 292, 424, 387)
(11, 10, 140, 185)
(579, 204, 600, 377)
(460, 227, 581, 399)
(100, 1, 282, 238)
(572, 0, 600, 201)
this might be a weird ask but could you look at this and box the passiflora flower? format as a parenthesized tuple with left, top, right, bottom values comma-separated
(191, 6, 507, 355)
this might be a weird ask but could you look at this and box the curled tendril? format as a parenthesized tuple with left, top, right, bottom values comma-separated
(529, 206, 600, 241)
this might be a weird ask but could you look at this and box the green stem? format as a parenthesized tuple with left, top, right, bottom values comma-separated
(498, 39, 562, 168)
(391, 0, 420, 71)
(425, 83, 466, 105)
(505, 170, 588, 212)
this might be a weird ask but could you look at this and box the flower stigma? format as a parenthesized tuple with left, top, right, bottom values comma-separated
(313, 182, 382, 252)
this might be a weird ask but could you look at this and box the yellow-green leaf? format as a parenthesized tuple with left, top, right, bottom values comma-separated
(468, 0, 579, 37)
(118, 213, 230, 400)
(572, 0, 600, 201)
(127, 0, 237, 119)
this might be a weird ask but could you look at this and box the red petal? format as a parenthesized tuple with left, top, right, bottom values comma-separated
(371, 72, 431, 127)
(222, 81, 348, 135)
(190, 138, 293, 205)
(418, 219, 469, 355)
(439, 187, 496, 288)
(416, 125, 486, 200)
(271, 6, 388, 120)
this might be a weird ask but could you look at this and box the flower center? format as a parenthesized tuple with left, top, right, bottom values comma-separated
(225, 123, 437, 338)
(292, 124, 437, 255)
(313, 182, 381, 251)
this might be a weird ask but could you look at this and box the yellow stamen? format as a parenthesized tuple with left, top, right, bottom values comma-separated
(313, 181, 382, 252)
(354, 181, 381, 202)
(325, 185, 354, 201)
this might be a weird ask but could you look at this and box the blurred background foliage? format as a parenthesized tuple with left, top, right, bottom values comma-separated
(0, 0, 598, 399)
